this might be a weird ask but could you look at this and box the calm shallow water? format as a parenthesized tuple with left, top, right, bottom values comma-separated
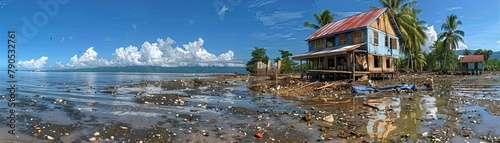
(1, 72, 500, 143)
(0, 72, 306, 142)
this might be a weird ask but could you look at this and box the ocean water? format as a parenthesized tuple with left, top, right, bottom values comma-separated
(0, 71, 302, 142)
(0, 72, 214, 109)
(0, 71, 212, 94)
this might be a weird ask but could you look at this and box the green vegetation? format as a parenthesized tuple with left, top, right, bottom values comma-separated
(293, 64, 308, 74)
(437, 14, 465, 72)
(278, 50, 298, 74)
(373, 0, 427, 72)
(303, 10, 336, 30)
(246, 48, 298, 74)
(424, 40, 459, 71)
(473, 49, 493, 61)
(246, 47, 270, 73)
(485, 59, 500, 70)
(462, 49, 472, 55)
(471, 49, 498, 70)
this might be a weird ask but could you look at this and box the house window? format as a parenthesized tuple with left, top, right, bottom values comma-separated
(352, 31, 363, 44)
(390, 38, 397, 49)
(373, 31, 378, 45)
(386, 58, 391, 68)
(339, 34, 346, 45)
(314, 39, 324, 50)
(385, 36, 388, 47)
(374, 56, 381, 68)
(326, 37, 335, 47)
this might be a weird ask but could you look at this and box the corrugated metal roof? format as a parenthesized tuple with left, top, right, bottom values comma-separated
(291, 43, 366, 60)
(305, 8, 387, 41)
(459, 55, 484, 63)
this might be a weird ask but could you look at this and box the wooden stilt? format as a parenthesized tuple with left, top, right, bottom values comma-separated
(351, 51, 356, 81)
(300, 59, 303, 80)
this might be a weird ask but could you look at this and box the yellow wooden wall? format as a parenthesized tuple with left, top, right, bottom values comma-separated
(370, 12, 396, 37)
(312, 39, 325, 50)
(367, 54, 394, 73)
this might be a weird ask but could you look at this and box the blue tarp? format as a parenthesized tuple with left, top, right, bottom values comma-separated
(352, 84, 420, 93)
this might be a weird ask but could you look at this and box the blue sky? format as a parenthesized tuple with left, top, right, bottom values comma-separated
(0, 0, 499, 69)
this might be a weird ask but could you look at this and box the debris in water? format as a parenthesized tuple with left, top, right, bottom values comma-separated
(323, 115, 334, 122)
(254, 132, 263, 138)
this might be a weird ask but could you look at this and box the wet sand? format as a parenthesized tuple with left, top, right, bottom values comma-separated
(1, 72, 500, 142)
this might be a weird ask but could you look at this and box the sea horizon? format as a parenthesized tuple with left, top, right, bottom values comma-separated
(0, 66, 249, 74)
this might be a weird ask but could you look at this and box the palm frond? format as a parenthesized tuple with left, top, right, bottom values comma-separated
(369, 5, 380, 10)
(453, 30, 465, 37)
(304, 22, 320, 29)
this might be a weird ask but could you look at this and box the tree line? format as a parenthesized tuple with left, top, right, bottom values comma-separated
(245, 47, 298, 74)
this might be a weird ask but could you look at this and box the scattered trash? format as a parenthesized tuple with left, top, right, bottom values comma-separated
(120, 126, 128, 130)
(323, 115, 334, 123)
(254, 132, 264, 138)
(303, 113, 312, 121)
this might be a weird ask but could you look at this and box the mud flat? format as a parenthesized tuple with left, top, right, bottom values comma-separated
(1, 72, 500, 142)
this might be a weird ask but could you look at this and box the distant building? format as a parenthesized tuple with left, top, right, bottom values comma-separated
(458, 55, 484, 75)
(291, 8, 401, 81)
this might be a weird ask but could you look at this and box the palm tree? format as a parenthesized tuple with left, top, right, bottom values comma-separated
(303, 10, 336, 30)
(373, 0, 427, 72)
(438, 14, 464, 72)
(412, 47, 426, 71)
(463, 49, 471, 55)
(426, 40, 444, 71)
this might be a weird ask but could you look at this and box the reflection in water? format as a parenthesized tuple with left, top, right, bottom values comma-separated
(366, 97, 401, 140)
(419, 95, 437, 120)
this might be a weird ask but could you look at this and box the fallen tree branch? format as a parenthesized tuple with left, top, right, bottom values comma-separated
(315, 82, 339, 90)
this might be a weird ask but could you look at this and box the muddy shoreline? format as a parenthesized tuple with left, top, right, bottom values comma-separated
(1, 72, 500, 142)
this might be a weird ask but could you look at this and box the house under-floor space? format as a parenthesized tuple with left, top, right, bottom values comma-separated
(294, 50, 396, 81)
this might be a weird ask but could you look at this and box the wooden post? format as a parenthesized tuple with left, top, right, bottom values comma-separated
(307, 59, 310, 80)
(300, 59, 303, 79)
(352, 51, 356, 80)
(382, 56, 385, 81)
(274, 61, 278, 80)
(317, 57, 319, 70)
(257, 62, 261, 76)
(267, 60, 272, 76)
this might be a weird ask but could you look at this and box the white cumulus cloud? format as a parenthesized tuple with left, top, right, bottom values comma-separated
(51, 37, 243, 69)
(62, 47, 110, 69)
(496, 40, 500, 44)
(17, 56, 48, 69)
(422, 25, 468, 52)
(457, 42, 468, 50)
(422, 25, 438, 53)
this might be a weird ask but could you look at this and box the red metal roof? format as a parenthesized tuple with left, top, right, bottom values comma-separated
(459, 55, 484, 63)
(305, 8, 387, 41)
